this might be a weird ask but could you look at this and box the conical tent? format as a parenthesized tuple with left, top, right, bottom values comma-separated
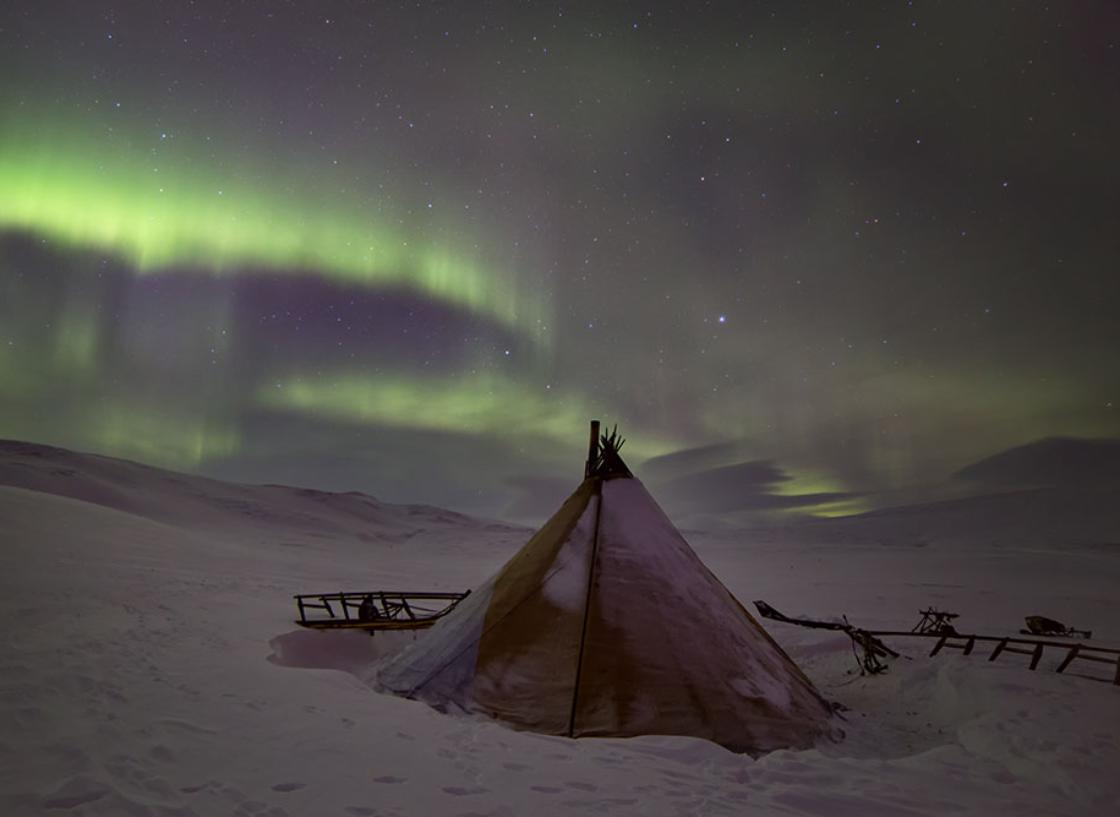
(376, 427, 832, 753)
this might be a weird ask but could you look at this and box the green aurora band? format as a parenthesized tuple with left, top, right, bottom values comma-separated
(0, 118, 869, 516)
(257, 371, 680, 461)
(84, 402, 241, 468)
(0, 124, 545, 339)
(256, 372, 864, 515)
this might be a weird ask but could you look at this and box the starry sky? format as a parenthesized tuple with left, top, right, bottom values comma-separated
(1, 1, 1118, 521)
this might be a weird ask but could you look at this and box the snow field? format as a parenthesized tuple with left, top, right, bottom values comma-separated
(1, 445, 1118, 816)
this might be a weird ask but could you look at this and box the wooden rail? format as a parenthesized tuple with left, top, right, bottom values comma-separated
(868, 630, 1120, 685)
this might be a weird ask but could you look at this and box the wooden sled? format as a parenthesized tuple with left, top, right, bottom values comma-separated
(755, 600, 1120, 685)
(294, 590, 470, 632)
(1021, 615, 1092, 640)
(752, 600, 898, 675)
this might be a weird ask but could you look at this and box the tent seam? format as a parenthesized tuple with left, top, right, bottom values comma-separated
(567, 477, 604, 737)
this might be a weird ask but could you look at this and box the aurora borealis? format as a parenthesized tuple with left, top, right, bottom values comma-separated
(1, 1, 1118, 519)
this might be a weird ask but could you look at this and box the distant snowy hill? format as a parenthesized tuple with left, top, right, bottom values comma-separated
(783, 486, 1120, 550)
(5, 436, 1117, 556)
(0, 439, 524, 546)
(955, 436, 1120, 488)
(667, 438, 1120, 551)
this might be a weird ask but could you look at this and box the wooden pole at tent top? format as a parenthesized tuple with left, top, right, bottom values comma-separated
(585, 419, 600, 477)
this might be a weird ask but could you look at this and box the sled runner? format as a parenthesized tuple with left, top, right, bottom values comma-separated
(294, 590, 470, 631)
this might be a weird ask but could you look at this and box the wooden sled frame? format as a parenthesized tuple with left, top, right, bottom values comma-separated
(294, 590, 470, 632)
(755, 600, 1120, 685)
(926, 631, 1120, 684)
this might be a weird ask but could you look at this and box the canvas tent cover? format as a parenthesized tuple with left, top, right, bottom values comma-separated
(375, 472, 833, 753)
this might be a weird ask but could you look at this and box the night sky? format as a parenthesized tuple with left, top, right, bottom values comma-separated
(2, 1, 1118, 520)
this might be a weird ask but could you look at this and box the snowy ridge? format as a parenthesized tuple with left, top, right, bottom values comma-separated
(0, 439, 523, 544)
(676, 485, 1120, 553)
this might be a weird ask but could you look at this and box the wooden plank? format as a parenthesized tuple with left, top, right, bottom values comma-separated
(1071, 653, 1114, 665)
(1055, 646, 1080, 674)
(989, 638, 1008, 661)
(930, 635, 948, 656)
(1029, 642, 1045, 670)
(294, 591, 467, 599)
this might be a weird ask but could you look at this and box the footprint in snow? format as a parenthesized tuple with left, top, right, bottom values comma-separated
(442, 785, 488, 796)
(148, 744, 175, 763)
(529, 785, 564, 794)
(565, 781, 597, 792)
(271, 782, 306, 792)
(41, 778, 110, 810)
(373, 776, 406, 784)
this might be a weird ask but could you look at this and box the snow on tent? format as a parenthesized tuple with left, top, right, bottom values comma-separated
(375, 422, 834, 753)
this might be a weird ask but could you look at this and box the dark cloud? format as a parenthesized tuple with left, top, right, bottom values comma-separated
(653, 460, 857, 516)
(639, 441, 759, 480)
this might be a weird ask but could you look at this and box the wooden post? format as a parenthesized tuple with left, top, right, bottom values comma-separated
(1029, 642, 1045, 670)
(585, 419, 601, 477)
(1056, 645, 1080, 674)
(989, 638, 1008, 661)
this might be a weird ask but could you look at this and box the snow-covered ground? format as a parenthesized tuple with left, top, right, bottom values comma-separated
(1, 440, 1118, 816)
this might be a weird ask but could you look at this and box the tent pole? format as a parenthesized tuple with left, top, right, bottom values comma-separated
(585, 419, 600, 477)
